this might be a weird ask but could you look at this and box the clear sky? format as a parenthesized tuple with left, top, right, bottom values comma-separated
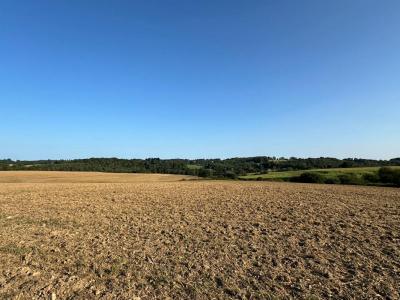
(1, 0, 399, 160)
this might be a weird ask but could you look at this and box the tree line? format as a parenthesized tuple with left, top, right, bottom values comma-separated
(1, 156, 399, 179)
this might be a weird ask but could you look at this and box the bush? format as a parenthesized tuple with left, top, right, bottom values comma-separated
(378, 167, 400, 186)
(379, 167, 394, 183)
(324, 177, 340, 184)
(396, 175, 400, 187)
(292, 172, 325, 183)
(338, 173, 364, 185)
(363, 172, 379, 183)
(198, 168, 213, 178)
(224, 171, 238, 179)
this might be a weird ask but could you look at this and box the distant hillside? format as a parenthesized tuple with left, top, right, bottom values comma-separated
(1, 157, 399, 179)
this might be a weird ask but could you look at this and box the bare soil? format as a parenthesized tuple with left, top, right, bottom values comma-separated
(0, 171, 193, 183)
(0, 172, 399, 299)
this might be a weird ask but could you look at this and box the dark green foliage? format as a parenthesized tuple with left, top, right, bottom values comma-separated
(282, 168, 400, 187)
(291, 172, 325, 183)
(379, 167, 393, 182)
(378, 167, 400, 186)
(362, 172, 379, 183)
(198, 168, 213, 178)
(338, 173, 364, 185)
(223, 171, 238, 180)
(324, 177, 341, 184)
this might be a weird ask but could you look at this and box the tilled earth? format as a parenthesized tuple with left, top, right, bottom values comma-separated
(0, 174, 399, 299)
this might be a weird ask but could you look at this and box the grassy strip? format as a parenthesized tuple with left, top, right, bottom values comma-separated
(239, 166, 400, 186)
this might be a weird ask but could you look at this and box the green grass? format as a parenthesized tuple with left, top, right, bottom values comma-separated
(239, 166, 400, 181)
(0, 243, 32, 256)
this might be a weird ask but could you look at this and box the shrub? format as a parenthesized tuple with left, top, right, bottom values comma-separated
(224, 171, 238, 179)
(379, 167, 394, 183)
(378, 167, 400, 186)
(338, 173, 364, 185)
(324, 177, 340, 184)
(362, 172, 379, 183)
(292, 172, 325, 183)
(198, 168, 213, 178)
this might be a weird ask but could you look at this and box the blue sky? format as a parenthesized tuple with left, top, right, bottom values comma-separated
(1, 0, 399, 160)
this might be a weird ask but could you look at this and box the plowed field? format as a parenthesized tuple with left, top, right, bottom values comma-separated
(0, 172, 399, 299)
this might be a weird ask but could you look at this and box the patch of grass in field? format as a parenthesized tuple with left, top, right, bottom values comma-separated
(240, 166, 400, 181)
(0, 243, 32, 256)
(1, 214, 79, 229)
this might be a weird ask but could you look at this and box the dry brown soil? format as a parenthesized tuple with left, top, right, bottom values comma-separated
(0, 172, 399, 299)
